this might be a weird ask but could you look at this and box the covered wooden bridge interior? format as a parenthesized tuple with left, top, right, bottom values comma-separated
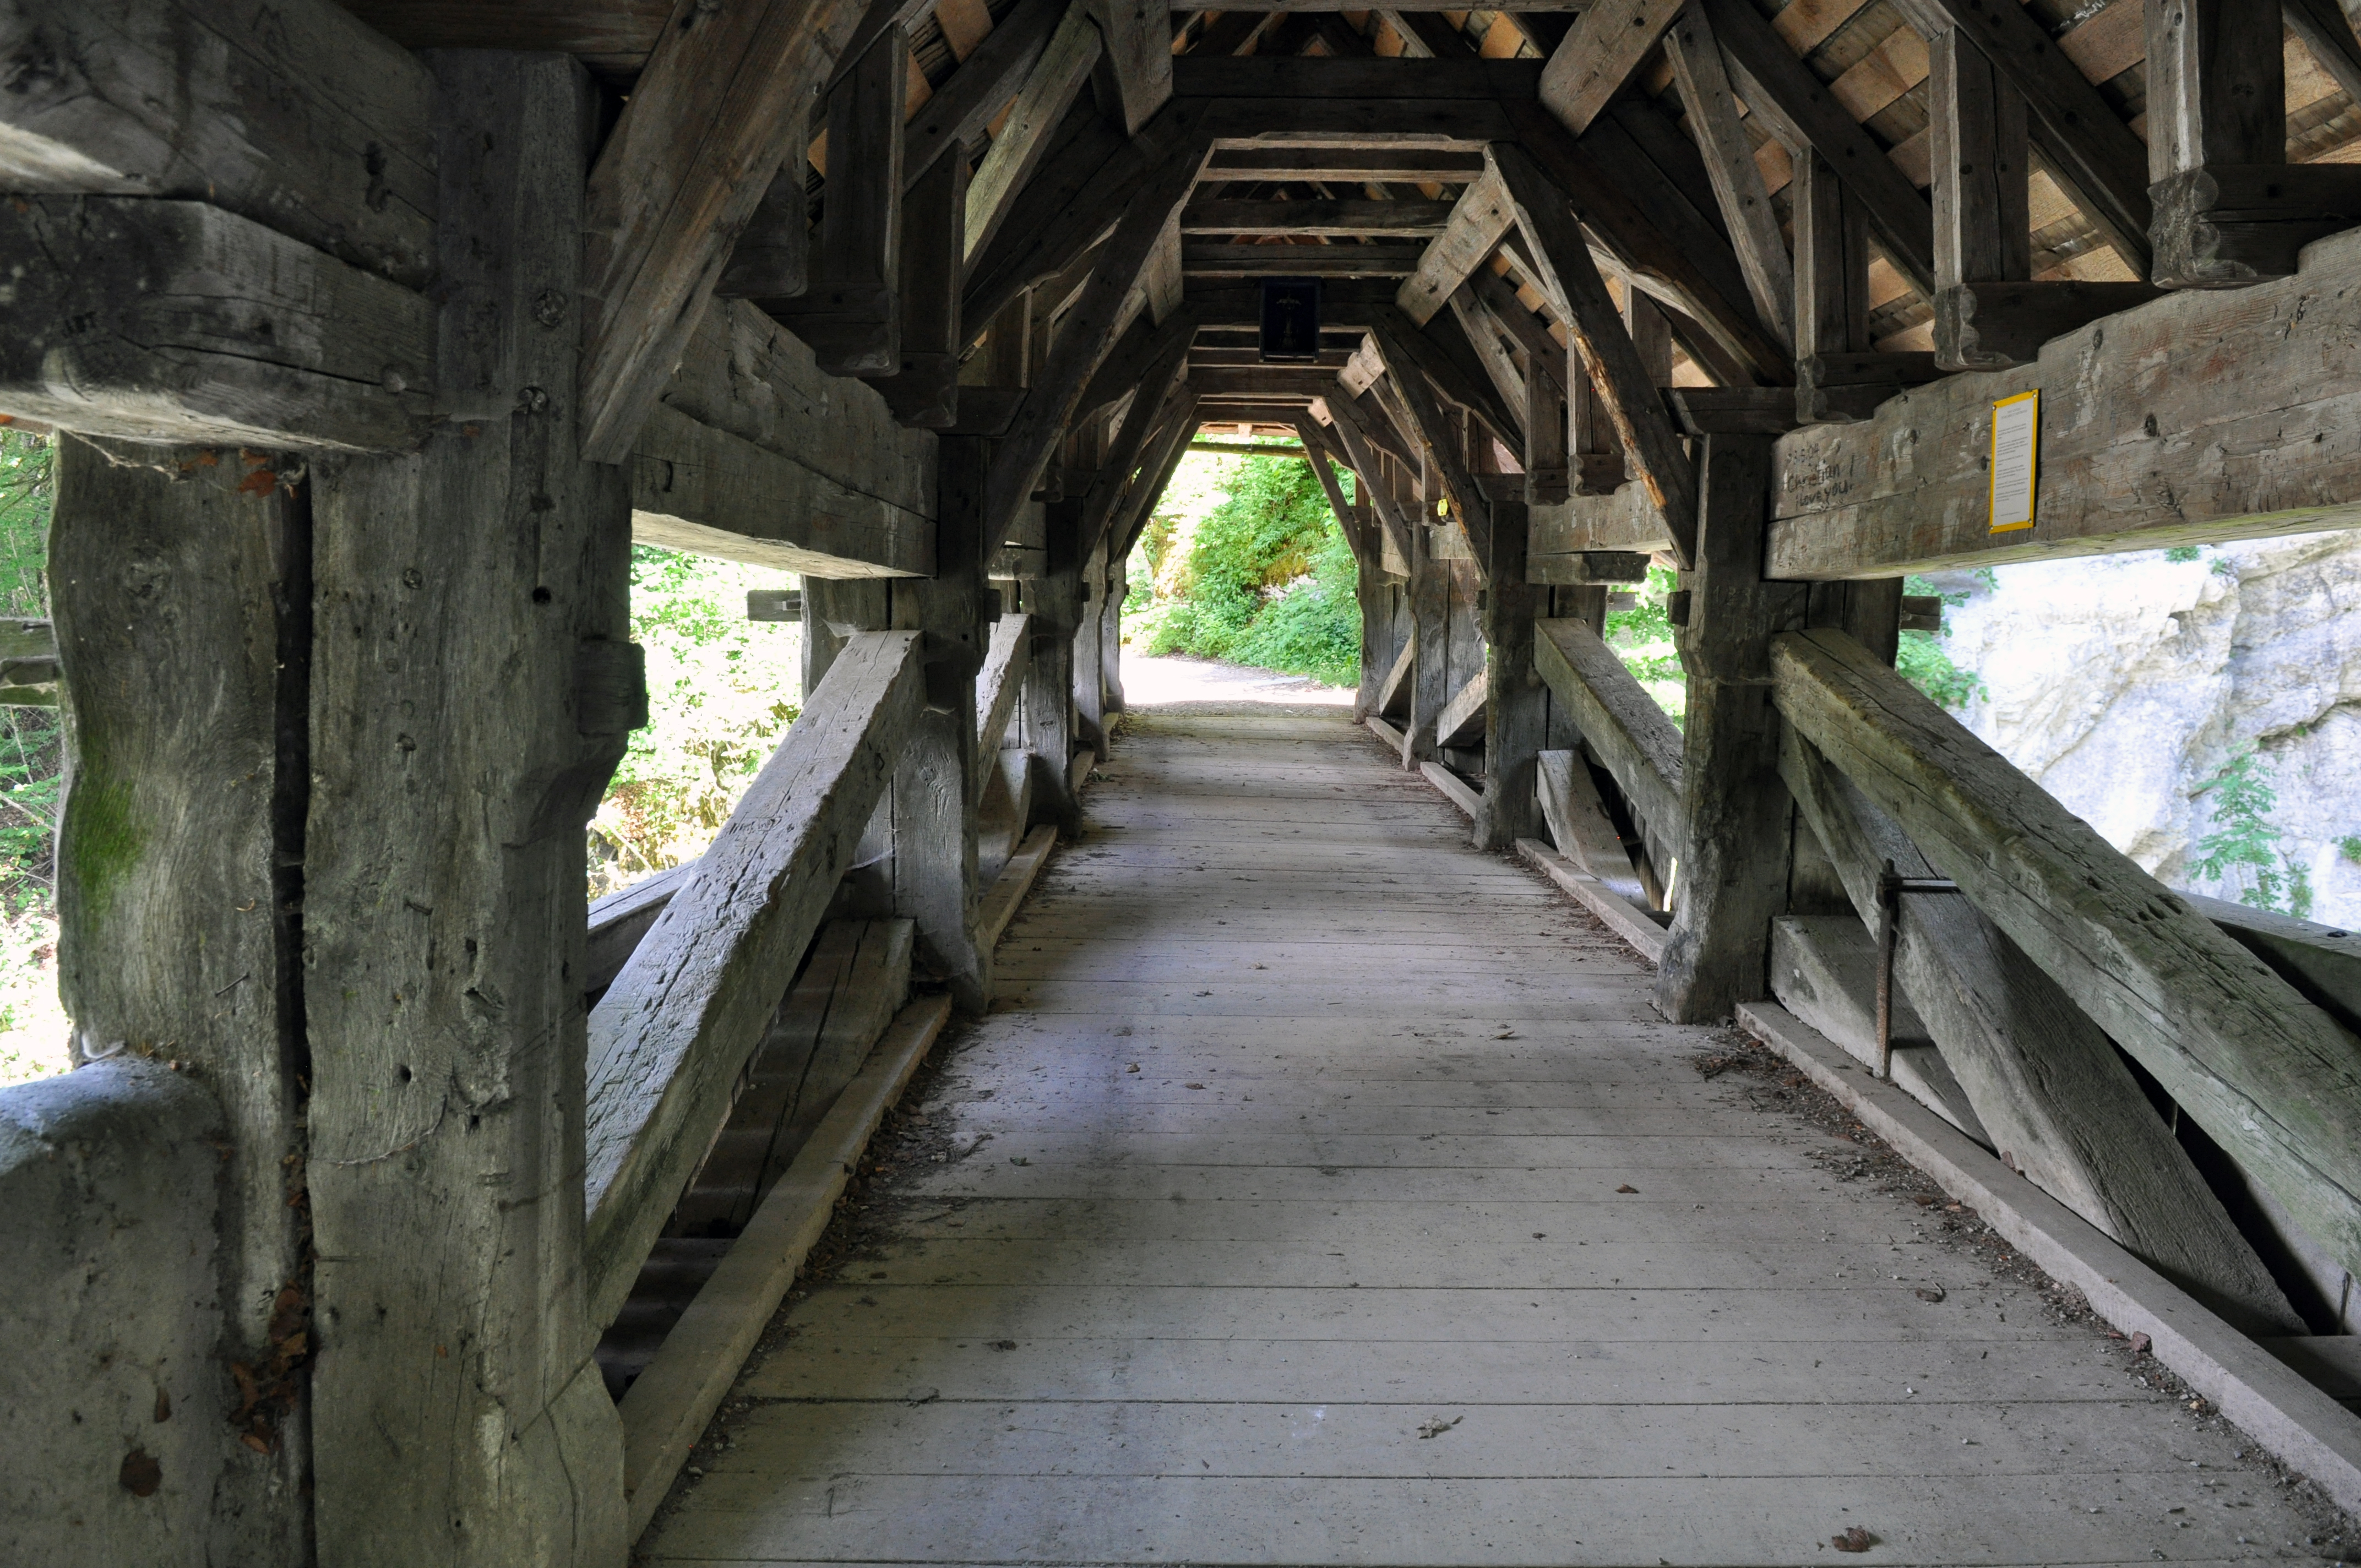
(17, 0, 2361, 1561)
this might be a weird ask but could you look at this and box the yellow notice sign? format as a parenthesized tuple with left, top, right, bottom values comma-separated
(1989, 389, 2038, 533)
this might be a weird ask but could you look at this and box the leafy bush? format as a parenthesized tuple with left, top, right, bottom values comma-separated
(1897, 573, 1987, 709)
(0, 429, 64, 1082)
(588, 546, 803, 897)
(1127, 451, 1360, 688)
(2191, 745, 2313, 918)
(1608, 564, 1685, 725)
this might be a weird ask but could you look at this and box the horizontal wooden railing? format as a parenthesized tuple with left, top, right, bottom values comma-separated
(1769, 626, 2361, 1300)
(1532, 617, 1685, 864)
(582, 629, 928, 1330)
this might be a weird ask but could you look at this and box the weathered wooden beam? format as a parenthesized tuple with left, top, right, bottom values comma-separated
(1537, 749, 1646, 902)
(1490, 141, 1700, 567)
(306, 53, 630, 1562)
(579, 0, 864, 462)
(1653, 434, 1804, 1023)
(1367, 329, 1494, 567)
(1320, 390, 1421, 567)
(872, 148, 971, 427)
(967, 7, 1108, 270)
(977, 612, 1035, 761)
(2286, 0, 2361, 111)
(1182, 199, 1459, 237)
(1379, 8, 1482, 58)
(1537, 0, 1683, 137)
(630, 406, 932, 576)
(1397, 170, 1518, 325)
(1079, 341, 1193, 549)
(775, 29, 909, 374)
(1778, 728, 2305, 1335)
(1203, 149, 1490, 183)
(715, 160, 813, 302)
(0, 0, 436, 286)
(1477, 496, 1546, 850)
(1766, 230, 2361, 578)
(1434, 668, 1489, 748)
(1295, 418, 1370, 559)
(1532, 617, 1685, 857)
(907, 0, 1064, 186)
(1528, 483, 1668, 560)
(585, 630, 927, 1329)
(1111, 390, 1207, 559)
(1772, 625, 2361, 1287)
(1698, 0, 1933, 298)
(1907, 0, 2152, 279)
(0, 198, 431, 451)
(1183, 242, 1429, 276)
(1377, 302, 1524, 447)
(986, 111, 1212, 540)
(1661, 1, 1792, 355)
(1087, 0, 1177, 135)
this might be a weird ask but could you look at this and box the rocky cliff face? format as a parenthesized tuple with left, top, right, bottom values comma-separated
(1931, 529, 2361, 928)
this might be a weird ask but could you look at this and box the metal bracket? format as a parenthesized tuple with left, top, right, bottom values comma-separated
(1874, 859, 1962, 1080)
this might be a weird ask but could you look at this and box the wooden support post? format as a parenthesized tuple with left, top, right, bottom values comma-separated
(873, 144, 969, 427)
(1075, 536, 1109, 763)
(1929, 29, 2158, 370)
(1778, 729, 2305, 1335)
(1662, 0, 1793, 355)
(50, 435, 313, 1553)
(1476, 498, 1544, 850)
(1021, 552, 1085, 830)
(1406, 521, 1451, 766)
(1655, 434, 1805, 1023)
(965, 7, 1105, 267)
(889, 436, 992, 1011)
(1101, 567, 1127, 716)
(1368, 347, 1493, 570)
(1522, 336, 1570, 505)
(716, 155, 813, 302)
(307, 54, 630, 1565)
(1490, 141, 1700, 567)
(774, 28, 907, 374)
(1794, 150, 1940, 424)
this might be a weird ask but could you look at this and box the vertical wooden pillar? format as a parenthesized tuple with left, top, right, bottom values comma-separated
(2148, 0, 2284, 287)
(1523, 348, 1569, 504)
(306, 54, 629, 1566)
(51, 437, 313, 1555)
(1021, 525, 1084, 827)
(1655, 434, 1807, 1023)
(1475, 498, 1543, 850)
(1074, 535, 1108, 761)
(1930, 30, 2033, 372)
(890, 436, 990, 1010)
(775, 26, 906, 371)
(875, 143, 969, 426)
(1406, 491, 1450, 767)
(1101, 564, 1127, 716)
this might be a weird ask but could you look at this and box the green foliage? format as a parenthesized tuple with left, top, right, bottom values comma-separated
(1606, 564, 1685, 724)
(589, 546, 803, 897)
(1125, 452, 1360, 688)
(2165, 546, 2202, 563)
(1896, 572, 1987, 710)
(2340, 835, 2361, 865)
(2191, 746, 2314, 919)
(0, 430, 64, 1081)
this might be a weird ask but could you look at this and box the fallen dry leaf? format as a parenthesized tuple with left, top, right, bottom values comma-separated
(2130, 1331, 2152, 1356)
(1615, 1184, 1638, 1194)
(1831, 1525, 1874, 1552)
(119, 1449, 161, 1497)
(1125, 1063, 1140, 1072)
(1416, 1414, 1462, 1439)
(1914, 1284, 1946, 1304)
(1185, 1083, 1206, 1090)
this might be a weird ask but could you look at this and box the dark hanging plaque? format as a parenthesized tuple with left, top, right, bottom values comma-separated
(1259, 278, 1321, 363)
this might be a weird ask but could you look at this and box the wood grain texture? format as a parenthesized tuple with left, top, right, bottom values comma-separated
(0, 198, 431, 451)
(1662, 1, 1793, 355)
(1776, 737, 2302, 1334)
(1697, 0, 1933, 297)
(1772, 626, 2361, 1289)
(48, 436, 309, 1553)
(965, 7, 1106, 269)
(0, 0, 435, 285)
(1767, 228, 2361, 579)
(1491, 142, 1699, 568)
(1533, 617, 1685, 857)
(906, 0, 1063, 187)
(630, 405, 933, 576)
(638, 702, 2329, 1565)
(585, 631, 928, 1330)
(1537, 0, 1683, 135)
(579, 0, 868, 462)
(619, 991, 951, 1539)
(1476, 497, 1545, 850)
(1087, 0, 1177, 135)
(304, 53, 628, 1568)
(1396, 170, 1516, 325)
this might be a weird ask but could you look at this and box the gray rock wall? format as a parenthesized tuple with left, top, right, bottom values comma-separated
(1935, 529, 2361, 929)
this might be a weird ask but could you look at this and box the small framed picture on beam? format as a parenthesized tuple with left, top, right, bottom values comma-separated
(1988, 389, 2039, 533)
(1260, 279, 1322, 363)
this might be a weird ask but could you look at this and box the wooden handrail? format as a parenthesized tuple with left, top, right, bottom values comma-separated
(1532, 617, 1686, 862)
(583, 629, 928, 1330)
(1771, 625, 2361, 1288)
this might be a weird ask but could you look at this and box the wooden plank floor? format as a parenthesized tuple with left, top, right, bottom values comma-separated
(643, 703, 2331, 1566)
